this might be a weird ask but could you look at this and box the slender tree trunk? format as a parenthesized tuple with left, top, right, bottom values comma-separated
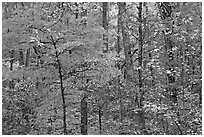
(53, 43, 67, 135)
(180, 43, 185, 108)
(116, 2, 122, 55)
(159, 2, 177, 104)
(144, 2, 154, 87)
(137, 2, 147, 135)
(9, 50, 14, 89)
(75, 2, 79, 19)
(120, 2, 132, 80)
(117, 3, 130, 133)
(25, 48, 30, 67)
(117, 2, 123, 127)
(159, 2, 183, 134)
(19, 49, 24, 66)
(10, 50, 14, 71)
(102, 2, 108, 53)
(74, 5, 88, 134)
(98, 105, 102, 134)
(81, 92, 88, 135)
(118, 2, 133, 134)
(35, 58, 40, 89)
(58, 61, 67, 135)
(22, 47, 30, 81)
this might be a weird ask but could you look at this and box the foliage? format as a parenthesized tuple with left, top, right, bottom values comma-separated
(2, 2, 202, 135)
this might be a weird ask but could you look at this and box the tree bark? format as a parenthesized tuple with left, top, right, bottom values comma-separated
(18, 49, 24, 66)
(116, 2, 122, 55)
(117, 3, 129, 132)
(117, 3, 123, 126)
(9, 50, 14, 71)
(57, 60, 67, 135)
(102, 2, 108, 53)
(159, 2, 183, 134)
(137, 2, 147, 135)
(75, 2, 79, 19)
(98, 105, 102, 134)
(53, 42, 67, 135)
(159, 2, 177, 104)
(119, 2, 132, 80)
(81, 92, 88, 135)
(25, 48, 30, 67)
(9, 50, 14, 89)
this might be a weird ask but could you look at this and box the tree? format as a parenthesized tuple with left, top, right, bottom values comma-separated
(102, 2, 109, 53)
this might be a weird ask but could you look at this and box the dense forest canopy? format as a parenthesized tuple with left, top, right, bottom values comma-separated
(2, 2, 202, 135)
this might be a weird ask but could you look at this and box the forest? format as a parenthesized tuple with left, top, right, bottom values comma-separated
(2, 2, 202, 135)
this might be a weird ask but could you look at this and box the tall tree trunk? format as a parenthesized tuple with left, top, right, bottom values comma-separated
(118, 2, 133, 134)
(102, 2, 108, 53)
(75, 2, 79, 19)
(9, 50, 14, 89)
(10, 50, 14, 71)
(159, 2, 177, 104)
(53, 43, 67, 135)
(19, 49, 24, 66)
(119, 2, 132, 80)
(180, 42, 186, 109)
(58, 60, 67, 135)
(137, 2, 147, 135)
(22, 48, 30, 81)
(98, 104, 102, 134)
(81, 92, 88, 135)
(117, 3, 129, 133)
(116, 2, 122, 55)
(25, 48, 30, 67)
(117, 3, 123, 127)
(144, 2, 154, 87)
(73, 5, 89, 134)
(159, 2, 183, 135)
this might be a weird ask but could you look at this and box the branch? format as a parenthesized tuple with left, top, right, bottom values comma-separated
(130, 32, 139, 41)
(30, 25, 48, 33)
(55, 37, 65, 44)
(46, 5, 66, 29)
(119, 49, 138, 70)
(39, 39, 52, 45)
(108, 3, 132, 23)
(131, 49, 139, 59)
(62, 66, 92, 80)
(18, 41, 27, 45)
(170, 116, 183, 135)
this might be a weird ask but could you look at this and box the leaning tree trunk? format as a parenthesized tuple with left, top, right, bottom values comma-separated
(57, 59, 67, 135)
(49, 40, 67, 135)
